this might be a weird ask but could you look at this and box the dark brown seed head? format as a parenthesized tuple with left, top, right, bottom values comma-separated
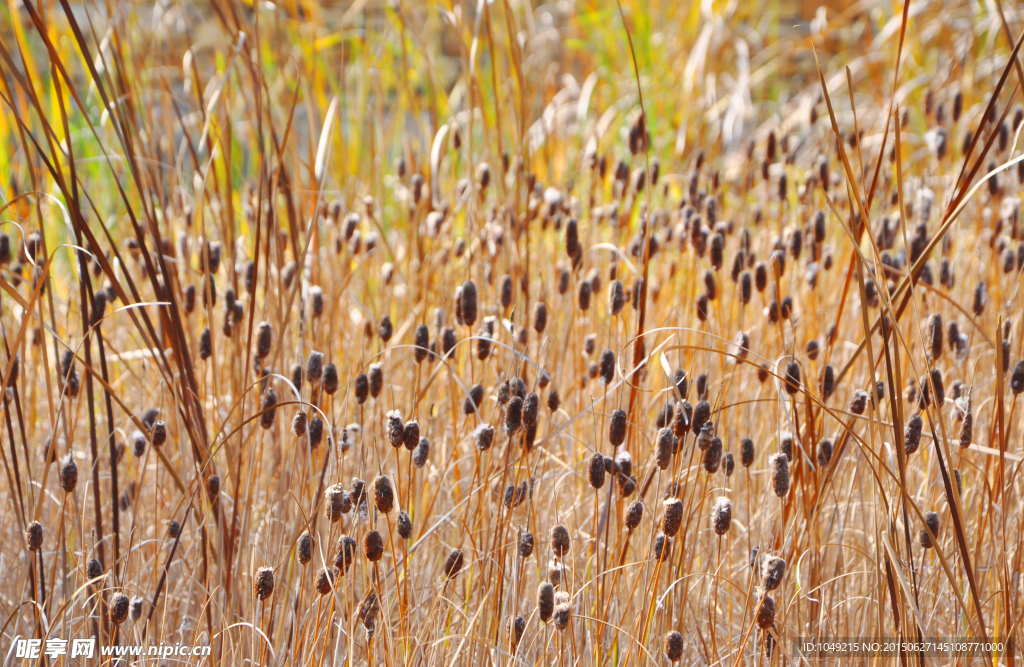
(959, 390, 973, 448)
(291, 409, 308, 438)
(712, 497, 732, 535)
(508, 615, 526, 651)
(402, 420, 420, 451)
(26, 521, 43, 551)
(322, 363, 339, 395)
(397, 511, 413, 540)
(377, 315, 393, 342)
(769, 453, 790, 497)
(654, 533, 672, 561)
(518, 530, 535, 558)
(609, 279, 625, 315)
(335, 535, 358, 571)
(703, 436, 723, 473)
(109, 593, 130, 625)
(756, 593, 776, 629)
(783, 361, 801, 395)
(475, 425, 495, 451)
(369, 364, 383, 398)
(849, 390, 868, 415)
(904, 412, 924, 455)
(1012, 361, 1024, 395)
(599, 349, 616, 385)
(414, 324, 430, 363)
(550, 524, 571, 557)
(553, 601, 572, 631)
(290, 363, 303, 393)
(151, 420, 167, 447)
(308, 416, 324, 449)
(357, 590, 380, 627)
(741, 438, 755, 467)
(616, 450, 633, 478)
(920, 511, 940, 549)
(692, 400, 711, 435)
(625, 500, 644, 532)
(538, 582, 555, 622)
(207, 474, 220, 499)
(523, 393, 540, 428)
(821, 364, 836, 401)
(255, 321, 273, 359)
(500, 274, 513, 308)
(505, 396, 524, 435)
(588, 453, 606, 489)
(656, 427, 675, 470)
(167, 519, 181, 539)
(253, 567, 274, 600)
(59, 455, 78, 493)
(325, 483, 346, 522)
(443, 548, 465, 579)
(664, 630, 684, 662)
(87, 558, 103, 581)
(306, 351, 324, 384)
(609, 409, 627, 447)
(533, 302, 548, 334)
(372, 475, 395, 514)
(259, 389, 277, 429)
(298, 532, 313, 564)
(351, 478, 366, 506)
(363, 530, 384, 562)
(662, 498, 683, 537)
(762, 556, 787, 590)
(413, 437, 430, 467)
(817, 438, 833, 467)
(316, 568, 335, 596)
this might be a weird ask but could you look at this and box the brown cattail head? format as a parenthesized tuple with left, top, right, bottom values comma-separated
(316, 568, 335, 596)
(151, 420, 167, 447)
(130, 596, 143, 621)
(656, 427, 675, 470)
(550, 524, 571, 557)
(849, 390, 868, 415)
(207, 474, 220, 499)
(168, 520, 181, 538)
(654, 533, 672, 561)
(372, 475, 395, 514)
(625, 500, 644, 532)
(26, 521, 42, 551)
(664, 630, 684, 662)
(322, 363, 339, 395)
(508, 615, 527, 652)
(1013, 361, 1024, 395)
(385, 410, 403, 448)
(904, 413, 924, 455)
(59, 454, 78, 493)
(357, 590, 380, 630)
(692, 400, 711, 435)
(363, 530, 384, 562)
(712, 497, 732, 535)
(396, 511, 413, 540)
(254, 567, 275, 600)
(259, 389, 277, 429)
(553, 600, 572, 631)
(533, 302, 548, 334)
(109, 593, 130, 625)
(87, 558, 103, 580)
(518, 530, 535, 558)
(297, 532, 313, 564)
(291, 409, 307, 437)
(756, 593, 776, 629)
(255, 321, 273, 359)
(414, 324, 430, 363)
(741, 438, 755, 467)
(783, 361, 801, 395)
(662, 498, 684, 537)
(817, 438, 833, 467)
(588, 452, 606, 489)
(609, 409, 627, 447)
(475, 425, 495, 451)
(538, 582, 555, 622)
(762, 556, 787, 590)
(334, 535, 358, 571)
(443, 548, 465, 579)
(308, 416, 324, 449)
(599, 349, 616, 385)
(703, 436, 723, 473)
(413, 437, 430, 467)
(377, 315, 393, 342)
(920, 511, 941, 548)
(306, 351, 324, 384)
(958, 389, 973, 448)
(769, 453, 790, 497)
(523, 393, 540, 428)
(505, 396, 524, 435)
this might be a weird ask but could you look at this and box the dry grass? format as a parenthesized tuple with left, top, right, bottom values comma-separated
(2, 0, 1024, 664)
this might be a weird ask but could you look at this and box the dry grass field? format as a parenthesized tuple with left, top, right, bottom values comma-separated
(2, 0, 1024, 664)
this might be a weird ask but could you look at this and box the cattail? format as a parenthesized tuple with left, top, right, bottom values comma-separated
(578, 279, 592, 310)
(507, 615, 527, 652)
(363, 530, 384, 562)
(523, 393, 540, 428)
(741, 438, 755, 467)
(475, 425, 495, 451)
(414, 324, 430, 363)
(920, 368, 945, 407)
(322, 363, 339, 395)
(87, 558, 103, 581)
(167, 519, 181, 539)
(848, 390, 868, 415)
(664, 631, 684, 663)
(762, 556, 787, 590)
(325, 483, 346, 522)
(254, 567, 274, 600)
(725, 451, 735, 477)
(783, 361, 801, 395)
(609, 280, 625, 316)
(769, 453, 790, 497)
(958, 390, 972, 448)
(517, 530, 535, 558)
(443, 548, 465, 579)
(305, 416, 324, 450)
(609, 408, 627, 447)
(588, 453, 606, 489)
(413, 437, 430, 467)
(109, 593, 130, 625)
(500, 274, 513, 308)
(616, 450, 633, 477)
(366, 364, 382, 398)
(692, 400, 711, 435)
(396, 511, 413, 540)
(504, 395, 524, 435)
(377, 315, 393, 343)
(820, 364, 836, 401)
(335, 535, 358, 571)
(151, 420, 168, 447)
(290, 409, 308, 438)
(130, 595, 144, 621)
(712, 497, 732, 535)
(920, 511, 940, 548)
(550, 524, 571, 556)
(259, 388, 277, 429)
(356, 590, 380, 631)
(624, 500, 644, 532)
(207, 474, 220, 499)
(565, 217, 582, 261)
(817, 438, 833, 467)
(26, 521, 43, 551)
(297, 532, 313, 564)
(973, 281, 987, 316)
(59, 454, 78, 493)
(316, 568, 335, 596)
(655, 427, 675, 469)
(703, 436, 723, 473)
(553, 599, 572, 631)
(255, 321, 273, 359)
(756, 593, 776, 629)
(398, 420, 419, 451)
(372, 475, 394, 514)
(1012, 361, 1024, 394)
(538, 582, 555, 622)
(381, 410, 401, 448)
(926, 313, 943, 361)
(654, 533, 672, 561)
(661, 497, 684, 537)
